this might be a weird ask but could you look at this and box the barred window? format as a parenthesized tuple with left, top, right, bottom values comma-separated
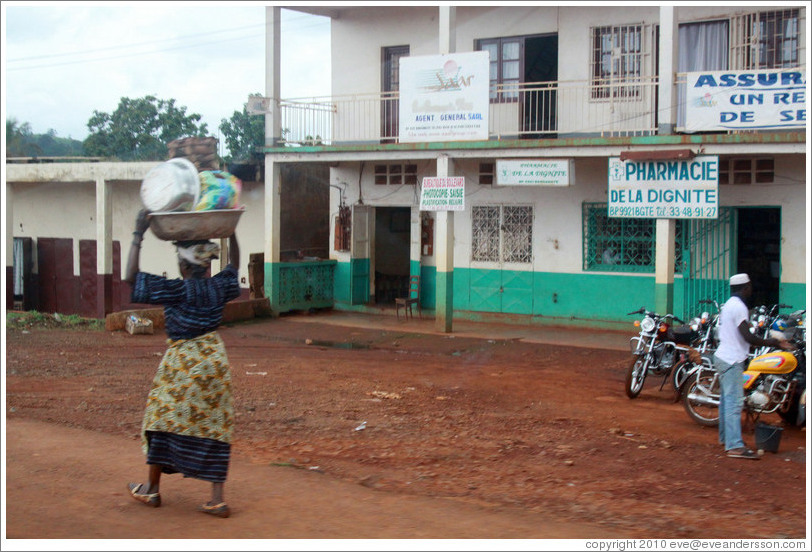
(583, 203, 687, 272)
(583, 202, 654, 272)
(591, 24, 643, 99)
(472, 205, 533, 263)
(731, 9, 801, 70)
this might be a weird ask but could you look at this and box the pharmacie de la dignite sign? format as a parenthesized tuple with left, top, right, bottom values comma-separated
(607, 156, 719, 220)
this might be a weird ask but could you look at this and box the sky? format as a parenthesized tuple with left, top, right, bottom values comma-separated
(2, 1, 331, 154)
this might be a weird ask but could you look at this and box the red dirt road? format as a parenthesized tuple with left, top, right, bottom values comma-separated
(4, 313, 809, 542)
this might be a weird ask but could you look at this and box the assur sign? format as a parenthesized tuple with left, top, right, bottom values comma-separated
(685, 69, 806, 132)
(496, 159, 572, 186)
(399, 51, 490, 143)
(607, 156, 719, 219)
(419, 177, 465, 211)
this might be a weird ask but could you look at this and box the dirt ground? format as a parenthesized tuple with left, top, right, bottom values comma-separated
(4, 312, 809, 542)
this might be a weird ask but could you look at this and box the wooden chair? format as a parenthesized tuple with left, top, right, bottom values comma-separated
(395, 275, 421, 320)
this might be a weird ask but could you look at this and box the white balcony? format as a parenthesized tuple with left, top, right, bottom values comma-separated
(278, 77, 660, 147)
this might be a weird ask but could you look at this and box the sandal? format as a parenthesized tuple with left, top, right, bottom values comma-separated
(127, 482, 161, 507)
(726, 447, 760, 460)
(198, 502, 230, 518)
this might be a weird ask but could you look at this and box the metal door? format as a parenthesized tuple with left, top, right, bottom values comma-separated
(680, 207, 737, 319)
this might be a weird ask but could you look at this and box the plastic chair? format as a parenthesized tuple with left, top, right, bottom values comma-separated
(395, 275, 421, 320)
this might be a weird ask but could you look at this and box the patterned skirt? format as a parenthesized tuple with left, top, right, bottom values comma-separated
(141, 331, 234, 482)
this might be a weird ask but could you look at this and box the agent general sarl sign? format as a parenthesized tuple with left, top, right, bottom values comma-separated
(607, 156, 719, 219)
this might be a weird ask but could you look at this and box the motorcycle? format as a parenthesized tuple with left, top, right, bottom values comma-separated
(681, 331, 806, 427)
(624, 307, 700, 399)
(668, 299, 720, 400)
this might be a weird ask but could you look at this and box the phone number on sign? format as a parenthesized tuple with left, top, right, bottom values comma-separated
(608, 205, 718, 218)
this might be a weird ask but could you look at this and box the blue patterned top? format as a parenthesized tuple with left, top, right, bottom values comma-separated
(132, 265, 241, 340)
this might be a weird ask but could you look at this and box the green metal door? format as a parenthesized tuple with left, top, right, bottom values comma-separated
(680, 207, 737, 319)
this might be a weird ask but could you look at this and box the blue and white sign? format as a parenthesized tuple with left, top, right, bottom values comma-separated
(608, 156, 719, 219)
(399, 51, 490, 143)
(685, 69, 806, 132)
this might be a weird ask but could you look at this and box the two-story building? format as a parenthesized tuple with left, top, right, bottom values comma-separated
(257, 5, 807, 332)
(5, 5, 807, 332)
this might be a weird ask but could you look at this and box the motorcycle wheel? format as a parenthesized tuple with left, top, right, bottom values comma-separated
(624, 355, 648, 399)
(682, 371, 719, 427)
(778, 396, 802, 426)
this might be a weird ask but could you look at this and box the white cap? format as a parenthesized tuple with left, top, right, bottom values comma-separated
(729, 273, 750, 286)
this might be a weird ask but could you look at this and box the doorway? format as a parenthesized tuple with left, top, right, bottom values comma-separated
(736, 207, 781, 307)
(373, 206, 411, 304)
(523, 34, 558, 136)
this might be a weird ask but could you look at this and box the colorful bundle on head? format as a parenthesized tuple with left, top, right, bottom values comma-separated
(195, 170, 242, 211)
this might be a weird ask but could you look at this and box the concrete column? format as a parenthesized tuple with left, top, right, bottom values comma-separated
(5, 182, 14, 310)
(264, 158, 282, 313)
(434, 6, 457, 333)
(409, 206, 421, 279)
(95, 177, 113, 318)
(439, 6, 456, 54)
(657, 5, 678, 135)
(265, 6, 282, 146)
(435, 155, 455, 333)
(655, 218, 676, 316)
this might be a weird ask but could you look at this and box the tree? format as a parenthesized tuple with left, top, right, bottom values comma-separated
(5, 118, 42, 157)
(218, 94, 265, 164)
(83, 95, 209, 161)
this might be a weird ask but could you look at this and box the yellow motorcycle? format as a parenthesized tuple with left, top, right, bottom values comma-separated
(682, 347, 805, 427)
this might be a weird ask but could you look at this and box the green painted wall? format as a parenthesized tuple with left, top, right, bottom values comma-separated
(780, 282, 807, 312)
(331, 261, 807, 328)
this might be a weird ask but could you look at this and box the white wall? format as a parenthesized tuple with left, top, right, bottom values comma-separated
(9, 178, 262, 285)
(328, 155, 807, 285)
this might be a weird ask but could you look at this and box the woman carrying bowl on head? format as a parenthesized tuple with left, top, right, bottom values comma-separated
(124, 208, 240, 518)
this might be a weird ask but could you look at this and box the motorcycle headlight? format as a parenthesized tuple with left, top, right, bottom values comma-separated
(640, 317, 656, 333)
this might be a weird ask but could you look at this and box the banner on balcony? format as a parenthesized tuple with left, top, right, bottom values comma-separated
(419, 176, 465, 211)
(607, 156, 719, 219)
(684, 69, 806, 132)
(399, 51, 489, 143)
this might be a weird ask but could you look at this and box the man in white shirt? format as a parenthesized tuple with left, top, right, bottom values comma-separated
(714, 273, 793, 460)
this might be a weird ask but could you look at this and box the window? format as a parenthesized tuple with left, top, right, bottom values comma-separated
(374, 163, 418, 185)
(583, 203, 687, 272)
(479, 162, 494, 185)
(583, 203, 655, 272)
(718, 158, 775, 185)
(731, 9, 801, 69)
(477, 37, 522, 102)
(591, 24, 644, 99)
(472, 205, 533, 263)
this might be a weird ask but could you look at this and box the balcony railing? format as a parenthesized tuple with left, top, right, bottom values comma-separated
(279, 77, 660, 147)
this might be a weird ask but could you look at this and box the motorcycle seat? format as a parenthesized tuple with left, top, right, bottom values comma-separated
(668, 326, 698, 345)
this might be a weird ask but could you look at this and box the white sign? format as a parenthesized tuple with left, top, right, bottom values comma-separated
(399, 52, 490, 143)
(246, 95, 271, 114)
(607, 156, 719, 219)
(496, 159, 572, 186)
(685, 69, 806, 132)
(419, 177, 465, 211)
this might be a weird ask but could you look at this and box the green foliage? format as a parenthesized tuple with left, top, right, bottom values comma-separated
(218, 94, 265, 164)
(6, 119, 85, 157)
(83, 95, 209, 161)
(5, 118, 42, 157)
(6, 311, 103, 331)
